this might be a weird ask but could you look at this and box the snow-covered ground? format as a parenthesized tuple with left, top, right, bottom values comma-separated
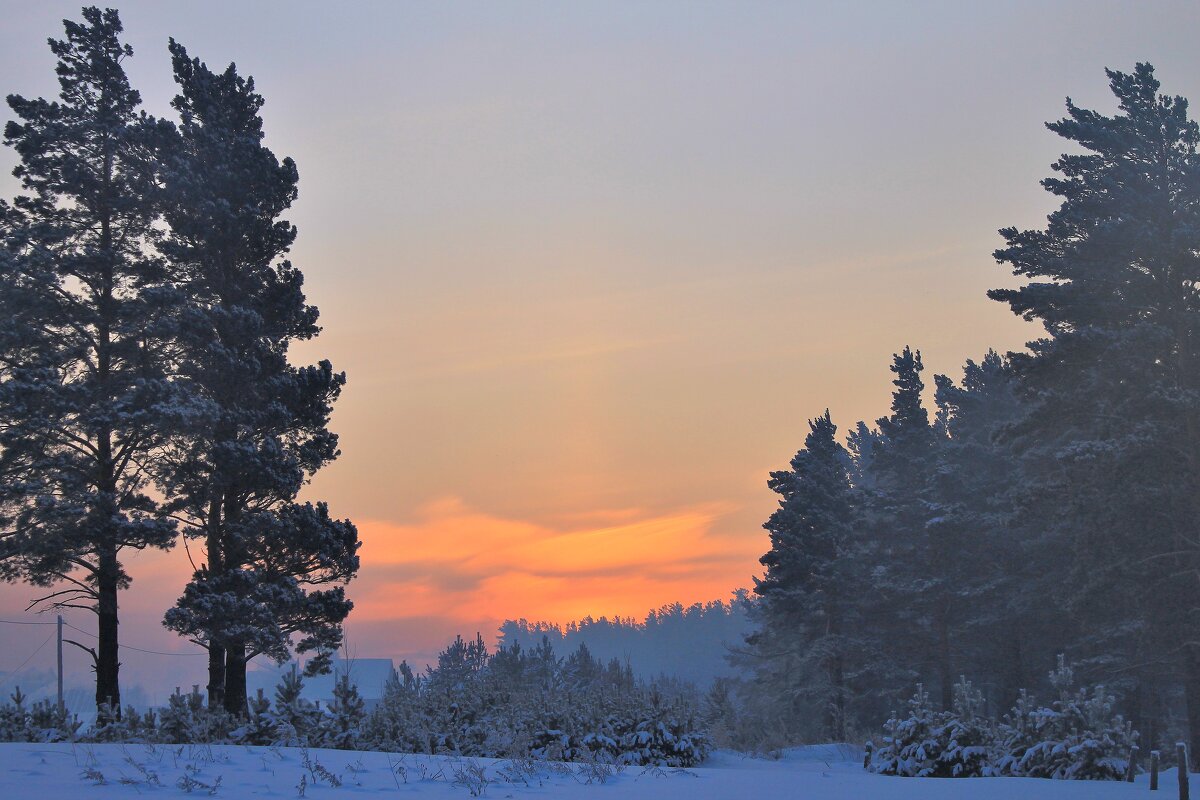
(0, 741, 1164, 798)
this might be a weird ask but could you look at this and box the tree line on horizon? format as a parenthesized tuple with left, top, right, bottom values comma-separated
(0, 7, 359, 720)
(742, 62, 1200, 760)
(499, 596, 753, 687)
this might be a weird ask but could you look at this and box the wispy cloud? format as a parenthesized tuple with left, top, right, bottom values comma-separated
(349, 497, 758, 632)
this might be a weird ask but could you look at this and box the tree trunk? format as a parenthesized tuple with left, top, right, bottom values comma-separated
(205, 497, 225, 708)
(223, 642, 248, 717)
(827, 609, 847, 742)
(95, 546, 121, 720)
(1184, 645, 1200, 769)
(831, 652, 847, 742)
(1000, 635, 1026, 711)
(207, 644, 226, 710)
(94, 161, 119, 721)
(936, 606, 953, 710)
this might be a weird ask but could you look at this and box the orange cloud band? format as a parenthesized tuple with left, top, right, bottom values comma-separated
(350, 497, 760, 631)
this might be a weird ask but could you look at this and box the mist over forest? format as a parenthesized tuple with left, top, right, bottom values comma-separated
(498, 596, 753, 688)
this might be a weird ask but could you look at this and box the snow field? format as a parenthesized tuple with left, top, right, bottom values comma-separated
(0, 742, 1166, 799)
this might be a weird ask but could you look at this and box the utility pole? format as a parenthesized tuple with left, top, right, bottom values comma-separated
(56, 614, 63, 715)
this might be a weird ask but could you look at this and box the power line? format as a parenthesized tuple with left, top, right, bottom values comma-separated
(62, 621, 205, 658)
(0, 617, 205, 657)
(0, 632, 55, 692)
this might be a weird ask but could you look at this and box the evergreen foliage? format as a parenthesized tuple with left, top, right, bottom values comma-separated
(363, 636, 709, 766)
(269, 666, 320, 746)
(0, 6, 179, 718)
(988, 62, 1200, 756)
(746, 412, 868, 741)
(869, 680, 995, 778)
(499, 596, 751, 689)
(995, 657, 1139, 780)
(319, 673, 366, 750)
(868, 664, 1135, 780)
(155, 38, 358, 717)
(739, 64, 1200, 759)
(0, 636, 708, 767)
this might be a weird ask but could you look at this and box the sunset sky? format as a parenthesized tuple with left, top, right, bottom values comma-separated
(2, 1, 1199, 696)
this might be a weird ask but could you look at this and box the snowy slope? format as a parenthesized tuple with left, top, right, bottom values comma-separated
(0, 742, 1163, 799)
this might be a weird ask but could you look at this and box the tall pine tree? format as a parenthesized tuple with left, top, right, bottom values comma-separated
(990, 63, 1200, 756)
(928, 352, 1028, 706)
(750, 412, 867, 740)
(868, 347, 946, 704)
(0, 7, 177, 717)
(155, 41, 358, 716)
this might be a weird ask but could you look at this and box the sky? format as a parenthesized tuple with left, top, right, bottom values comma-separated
(1, 0, 1200, 700)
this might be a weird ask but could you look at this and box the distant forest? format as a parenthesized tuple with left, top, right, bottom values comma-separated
(498, 595, 753, 687)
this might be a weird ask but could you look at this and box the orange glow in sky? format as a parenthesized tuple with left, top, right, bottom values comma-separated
(351, 498, 755, 626)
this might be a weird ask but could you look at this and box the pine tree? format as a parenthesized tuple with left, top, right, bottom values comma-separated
(748, 411, 866, 740)
(868, 347, 945, 704)
(928, 353, 1027, 706)
(155, 41, 358, 716)
(996, 656, 1138, 780)
(989, 63, 1200, 755)
(868, 684, 944, 777)
(0, 7, 177, 717)
(845, 421, 882, 490)
(320, 673, 366, 749)
(270, 665, 319, 745)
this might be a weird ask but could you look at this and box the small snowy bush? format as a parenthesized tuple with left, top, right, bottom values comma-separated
(994, 656, 1137, 780)
(870, 659, 1138, 781)
(364, 637, 710, 766)
(0, 635, 711, 763)
(232, 689, 275, 745)
(0, 687, 79, 743)
(269, 667, 321, 746)
(869, 684, 960, 777)
(935, 679, 994, 777)
(315, 673, 366, 749)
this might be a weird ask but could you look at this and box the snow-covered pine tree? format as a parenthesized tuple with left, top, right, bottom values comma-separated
(160, 687, 204, 744)
(996, 656, 1138, 780)
(364, 662, 427, 752)
(868, 679, 994, 778)
(237, 689, 275, 745)
(869, 684, 943, 776)
(0, 7, 178, 718)
(867, 347, 945, 705)
(937, 678, 994, 777)
(155, 40, 358, 717)
(928, 353, 1028, 705)
(747, 411, 866, 741)
(318, 673, 366, 750)
(988, 63, 1200, 754)
(270, 665, 319, 745)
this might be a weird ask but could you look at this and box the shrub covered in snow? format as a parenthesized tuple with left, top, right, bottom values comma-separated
(362, 636, 710, 766)
(868, 659, 1138, 780)
(0, 635, 710, 766)
(317, 673, 366, 749)
(0, 688, 79, 743)
(868, 681, 994, 778)
(993, 657, 1137, 780)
